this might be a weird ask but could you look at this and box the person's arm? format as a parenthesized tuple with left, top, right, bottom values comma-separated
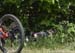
(2, 31, 8, 38)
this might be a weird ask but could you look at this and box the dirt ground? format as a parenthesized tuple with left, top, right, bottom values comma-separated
(21, 48, 75, 53)
(0, 48, 75, 53)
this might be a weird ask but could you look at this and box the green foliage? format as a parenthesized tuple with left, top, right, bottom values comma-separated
(1, 0, 75, 49)
(53, 21, 75, 43)
(0, 0, 75, 30)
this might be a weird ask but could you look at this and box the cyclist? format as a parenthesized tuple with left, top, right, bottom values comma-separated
(0, 26, 8, 39)
(0, 25, 8, 53)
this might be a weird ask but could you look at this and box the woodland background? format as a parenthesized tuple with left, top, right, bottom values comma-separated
(0, 0, 75, 49)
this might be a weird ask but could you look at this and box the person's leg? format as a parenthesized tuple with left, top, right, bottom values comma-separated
(0, 46, 7, 53)
(8, 31, 16, 47)
(1, 39, 5, 47)
(0, 38, 3, 52)
(0, 39, 7, 53)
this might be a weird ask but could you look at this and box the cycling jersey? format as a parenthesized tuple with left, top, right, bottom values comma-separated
(0, 28, 8, 39)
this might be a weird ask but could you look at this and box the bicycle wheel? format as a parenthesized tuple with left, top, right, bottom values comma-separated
(0, 14, 25, 53)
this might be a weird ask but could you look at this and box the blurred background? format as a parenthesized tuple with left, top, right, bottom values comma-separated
(0, 0, 75, 53)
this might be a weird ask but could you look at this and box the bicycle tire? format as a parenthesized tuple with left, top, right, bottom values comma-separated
(0, 14, 25, 53)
